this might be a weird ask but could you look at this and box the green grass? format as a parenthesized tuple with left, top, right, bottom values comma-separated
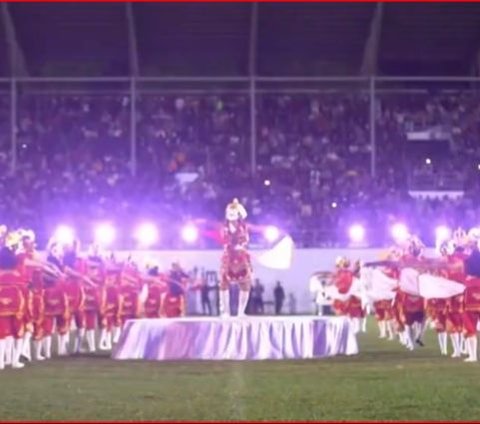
(2, 318, 480, 421)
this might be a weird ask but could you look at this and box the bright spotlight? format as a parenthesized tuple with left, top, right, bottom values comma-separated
(134, 222, 158, 247)
(425, 158, 432, 165)
(264, 225, 280, 243)
(391, 223, 409, 243)
(181, 224, 199, 244)
(54, 225, 75, 245)
(331, 202, 338, 209)
(94, 223, 116, 246)
(264, 179, 271, 187)
(435, 225, 451, 243)
(348, 224, 365, 243)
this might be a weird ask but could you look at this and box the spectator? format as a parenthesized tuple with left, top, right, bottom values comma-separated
(273, 281, 285, 315)
(251, 279, 265, 315)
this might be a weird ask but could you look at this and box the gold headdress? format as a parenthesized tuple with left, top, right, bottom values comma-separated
(335, 256, 350, 269)
(225, 198, 247, 221)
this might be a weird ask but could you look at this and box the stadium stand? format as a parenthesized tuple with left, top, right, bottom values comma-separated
(0, 3, 480, 248)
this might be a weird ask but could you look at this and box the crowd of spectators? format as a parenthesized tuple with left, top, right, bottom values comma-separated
(0, 87, 479, 248)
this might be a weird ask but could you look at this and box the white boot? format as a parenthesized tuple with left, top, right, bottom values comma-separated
(386, 321, 395, 340)
(86, 330, 96, 353)
(451, 333, 461, 358)
(219, 289, 231, 318)
(22, 331, 32, 362)
(461, 334, 468, 355)
(105, 331, 112, 350)
(413, 321, 425, 344)
(404, 326, 414, 350)
(12, 338, 25, 369)
(237, 290, 250, 318)
(465, 336, 478, 362)
(362, 317, 367, 333)
(99, 328, 109, 350)
(112, 326, 121, 344)
(437, 332, 448, 355)
(33, 340, 45, 361)
(42, 336, 52, 359)
(378, 321, 386, 338)
(5, 336, 13, 365)
(0, 339, 5, 370)
(73, 329, 86, 354)
(57, 334, 68, 356)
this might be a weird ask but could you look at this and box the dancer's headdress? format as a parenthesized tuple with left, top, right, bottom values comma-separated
(225, 198, 247, 221)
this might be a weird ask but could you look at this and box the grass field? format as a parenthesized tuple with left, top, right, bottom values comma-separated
(1, 318, 480, 421)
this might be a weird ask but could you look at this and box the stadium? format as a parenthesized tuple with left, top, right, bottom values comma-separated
(2, 2, 480, 422)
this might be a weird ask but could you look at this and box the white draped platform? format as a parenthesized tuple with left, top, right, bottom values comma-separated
(112, 315, 358, 361)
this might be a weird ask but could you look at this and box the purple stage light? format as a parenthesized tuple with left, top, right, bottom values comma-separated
(181, 224, 199, 244)
(264, 225, 280, 243)
(54, 225, 75, 245)
(348, 224, 365, 243)
(94, 223, 116, 246)
(435, 225, 451, 243)
(391, 223, 409, 242)
(134, 222, 158, 247)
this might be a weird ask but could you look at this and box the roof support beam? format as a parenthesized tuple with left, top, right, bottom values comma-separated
(360, 2, 384, 76)
(126, 2, 140, 76)
(1, 3, 28, 76)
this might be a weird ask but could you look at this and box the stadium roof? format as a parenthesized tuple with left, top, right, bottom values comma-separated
(1, 2, 480, 78)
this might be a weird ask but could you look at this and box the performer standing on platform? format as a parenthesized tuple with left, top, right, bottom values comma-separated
(219, 199, 253, 318)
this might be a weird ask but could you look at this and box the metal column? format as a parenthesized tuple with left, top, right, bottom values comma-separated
(10, 78, 16, 174)
(370, 77, 376, 177)
(130, 78, 137, 176)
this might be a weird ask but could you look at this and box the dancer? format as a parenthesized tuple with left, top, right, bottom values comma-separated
(219, 199, 253, 318)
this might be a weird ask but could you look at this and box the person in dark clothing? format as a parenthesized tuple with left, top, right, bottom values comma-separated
(200, 272, 212, 316)
(273, 281, 285, 315)
(251, 279, 264, 315)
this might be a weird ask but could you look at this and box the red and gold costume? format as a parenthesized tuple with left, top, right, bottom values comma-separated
(144, 273, 168, 318)
(99, 269, 120, 331)
(219, 198, 252, 318)
(83, 260, 105, 331)
(0, 271, 26, 340)
(220, 220, 252, 290)
(118, 265, 141, 326)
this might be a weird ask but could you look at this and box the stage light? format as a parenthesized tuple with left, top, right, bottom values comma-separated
(264, 225, 280, 243)
(435, 225, 451, 243)
(181, 224, 199, 244)
(134, 222, 158, 247)
(53, 225, 75, 245)
(348, 224, 365, 243)
(331, 202, 337, 209)
(264, 179, 271, 187)
(425, 158, 432, 165)
(391, 223, 409, 243)
(94, 223, 116, 246)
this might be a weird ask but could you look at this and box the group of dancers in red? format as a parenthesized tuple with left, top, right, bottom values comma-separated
(0, 227, 188, 370)
(330, 229, 480, 362)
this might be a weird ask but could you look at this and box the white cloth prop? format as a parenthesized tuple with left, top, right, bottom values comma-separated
(256, 236, 294, 270)
(399, 268, 421, 296)
(324, 277, 363, 302)
(417, 273, 466, 299)
(359, 267, 397, 307)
